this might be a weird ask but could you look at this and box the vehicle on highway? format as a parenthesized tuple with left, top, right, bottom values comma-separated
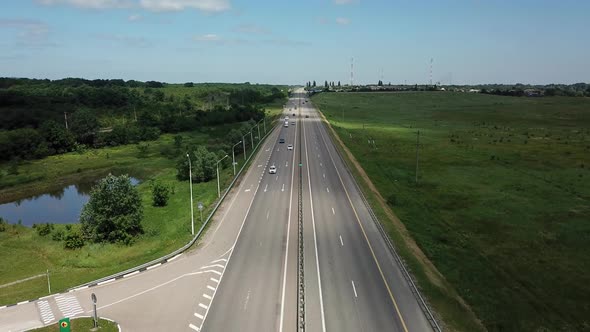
(287, 144, 293, 150)
(291, 121, 295, 125)
(292, 113, 295, 116)
(269, 165, 277, 174)
(279, 138, 285, 143)
(284, 121, 289, 127)
(305, 115, 309, 118)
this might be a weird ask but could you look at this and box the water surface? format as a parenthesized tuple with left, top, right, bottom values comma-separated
(0, 177, 140, 226)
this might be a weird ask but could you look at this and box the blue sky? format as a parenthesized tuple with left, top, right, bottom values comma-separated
(1, 0, 588, 85)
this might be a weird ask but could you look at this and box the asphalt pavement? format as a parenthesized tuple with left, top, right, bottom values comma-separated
(0, 90, 434, 332)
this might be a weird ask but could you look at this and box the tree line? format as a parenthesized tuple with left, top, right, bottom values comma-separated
(0, 78, 284, 163)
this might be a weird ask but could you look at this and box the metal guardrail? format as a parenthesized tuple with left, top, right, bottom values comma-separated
(68, 122, 279, 291)
(318, 114, 443, 332)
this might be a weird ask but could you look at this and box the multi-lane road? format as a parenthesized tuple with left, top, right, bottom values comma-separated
(0, 89, 433, 331)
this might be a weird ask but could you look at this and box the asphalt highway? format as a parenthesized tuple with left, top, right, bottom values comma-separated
(0, 89, 433, 332)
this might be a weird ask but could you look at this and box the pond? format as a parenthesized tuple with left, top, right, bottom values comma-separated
(0, 177, 140, 227)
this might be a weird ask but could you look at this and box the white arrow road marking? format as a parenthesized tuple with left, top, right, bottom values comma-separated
(326, 187, 330, 193)
(351, 280, 358, 298)
(264, 184, 268, 192)
(282, 184, 285, 192)
(332, 207, 335, 215)
(340, 235, 344, 246)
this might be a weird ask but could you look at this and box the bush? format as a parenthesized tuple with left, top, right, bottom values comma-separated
(64, 231, 84, 249)
(151, 181, 170, 207)
(0, 217, 6, 232)
(136, 143, 149, 158)
(52, 228, 65, 241)
(80, 174, 143, 243)
(36, 223, 54, 236)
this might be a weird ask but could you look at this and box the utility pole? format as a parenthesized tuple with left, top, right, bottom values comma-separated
(64, 112, 68, 130)
(415, 130, 420, 184)
(351, 57, 355, 87)
(47, 270, 51, 294)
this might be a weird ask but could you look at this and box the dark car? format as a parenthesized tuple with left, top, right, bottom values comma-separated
(305, 115, 309, 118)
(279, 138, 285, 143)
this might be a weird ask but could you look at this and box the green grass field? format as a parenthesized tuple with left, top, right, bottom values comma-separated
(0, 119, 273, 305)
(312, 92, 590, 332)
(29, 317, 118, 332)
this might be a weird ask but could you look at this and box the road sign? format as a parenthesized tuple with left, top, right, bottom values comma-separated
(197, 202, 203, 210)
(91, 293, 97, 304)
(59, 318, 70, 332)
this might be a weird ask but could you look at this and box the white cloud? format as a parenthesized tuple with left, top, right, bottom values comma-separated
(194, 33, 221, 42)
(140, 0, 230, 12)
(0, 19, 49, 41)
(333, 0, 356, 4)
(335, 17, 351, 25)
(128, 14, 143, 21)
(36, 0, 133, 9)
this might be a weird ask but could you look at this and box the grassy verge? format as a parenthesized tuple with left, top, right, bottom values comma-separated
(29, 317, 118, 332)
(312, 92, 590, 332)
(0, 124, 248, 305)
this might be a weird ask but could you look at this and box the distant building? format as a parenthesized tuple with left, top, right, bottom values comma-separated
(524, 89, 543, 97)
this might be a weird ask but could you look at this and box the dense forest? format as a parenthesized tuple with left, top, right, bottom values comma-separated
(0, 78, 286, 162)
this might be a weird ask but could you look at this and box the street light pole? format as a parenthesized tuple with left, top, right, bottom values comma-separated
(216, 155, 229, 198)
(242, 135, 247, 161)
(186, 153, 194, 235)
(257, 123, 261, 143)
(250, 130, 254, 149)
(232, 141, 241, 176)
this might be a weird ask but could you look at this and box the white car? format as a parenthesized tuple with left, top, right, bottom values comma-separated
(269, 165, 277, 174)
(287, 144, 293, 150)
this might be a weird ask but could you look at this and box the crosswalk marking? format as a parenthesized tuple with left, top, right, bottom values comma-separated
(55, 295, 83, 318)
(37, 300, 55, 324)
